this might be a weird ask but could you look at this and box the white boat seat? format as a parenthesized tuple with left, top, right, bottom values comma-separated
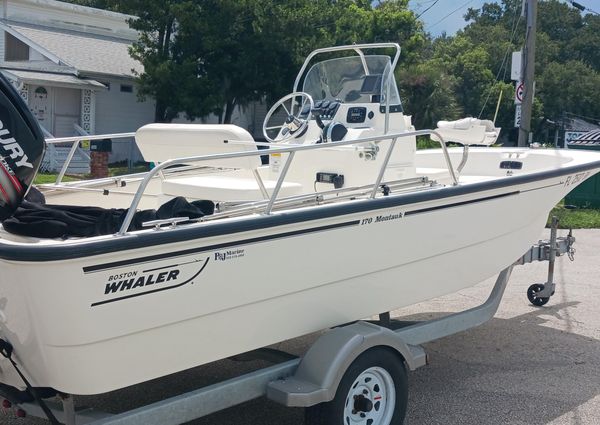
(431, 118, 500, 146)
(135, 124, 303, 202)
(135, 124, 261, 169)
(162, 173, 303, 202)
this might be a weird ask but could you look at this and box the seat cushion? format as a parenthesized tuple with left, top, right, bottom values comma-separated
(162, 175, 303, 202)
(136, 124, 260, 169)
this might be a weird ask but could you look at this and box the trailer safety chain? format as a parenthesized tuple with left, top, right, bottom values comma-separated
(0, 339, 60, 425)
(568, 247, 575, 261)
(567, 229, 576, 261)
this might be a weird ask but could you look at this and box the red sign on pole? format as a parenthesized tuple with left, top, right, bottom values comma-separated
(515, 81, 524, 105)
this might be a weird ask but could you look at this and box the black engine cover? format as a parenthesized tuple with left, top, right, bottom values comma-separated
(0, 74, 45, 220)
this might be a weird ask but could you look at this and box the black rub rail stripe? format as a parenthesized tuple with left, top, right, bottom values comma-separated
(520, 182, 564, 193)
(404, 191, 519, 216)
(83, 219, 360, 273)
(143, 258, 201, 273)
(3, 159, 600, 263)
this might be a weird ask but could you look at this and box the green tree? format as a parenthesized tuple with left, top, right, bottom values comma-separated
(538, 60, 600, 121)
(187, 0, 311, 123)
(568, 14, 600, 70)
(66, 0, 427, 126)
(126, 0, 425, 124)
(428, 35, 495, 118)
(125, 0, 219, 122)
(398, 61, 462, 129)
(452, 0, 600, 140)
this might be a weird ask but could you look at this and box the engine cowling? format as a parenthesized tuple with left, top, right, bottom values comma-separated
(0, 73, 45, 220)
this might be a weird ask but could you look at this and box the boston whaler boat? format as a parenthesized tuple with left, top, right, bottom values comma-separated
(0, 43, 599, 424)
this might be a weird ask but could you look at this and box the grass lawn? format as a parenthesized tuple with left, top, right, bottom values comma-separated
(34, 163, 150, 184)
(547, 202, 600, 229)
(34, 173, 82, 184)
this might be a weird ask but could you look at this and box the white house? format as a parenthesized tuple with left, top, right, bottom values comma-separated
(0, 0, 266, 166)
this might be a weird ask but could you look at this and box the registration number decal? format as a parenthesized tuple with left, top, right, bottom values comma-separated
(564, 171, 591, 188)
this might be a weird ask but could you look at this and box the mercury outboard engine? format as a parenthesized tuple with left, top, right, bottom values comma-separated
(0, 74, 45, 221)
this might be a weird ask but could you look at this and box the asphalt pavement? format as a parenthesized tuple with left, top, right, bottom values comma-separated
(5, 229, 600, 425)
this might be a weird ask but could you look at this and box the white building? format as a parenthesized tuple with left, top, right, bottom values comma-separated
(0, 0, 265, 165)
(0, 0, 155, 164)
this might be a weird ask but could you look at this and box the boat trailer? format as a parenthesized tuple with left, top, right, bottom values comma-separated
(1, 218, 576, 425)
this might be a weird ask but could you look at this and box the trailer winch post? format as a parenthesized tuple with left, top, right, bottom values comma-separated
(534, 216, 559, 299)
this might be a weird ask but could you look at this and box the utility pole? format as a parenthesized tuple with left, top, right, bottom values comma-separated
(518, 0, 537, 147)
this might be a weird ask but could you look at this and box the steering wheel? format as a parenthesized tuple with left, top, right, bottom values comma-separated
(262, 92, 314, 143)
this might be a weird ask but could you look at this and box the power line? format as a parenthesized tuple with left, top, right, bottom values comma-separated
(415, 0, 440, 20)
(565, 111, 600, 123)
(568, 0, 585, 11)
(478, 3, 523, 119)
(411, 0, 438, 8)
(428, 0, 478, 30)
(566, 0, 600, 15)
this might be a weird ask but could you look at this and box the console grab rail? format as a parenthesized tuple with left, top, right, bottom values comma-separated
(117, 129, 455, 235)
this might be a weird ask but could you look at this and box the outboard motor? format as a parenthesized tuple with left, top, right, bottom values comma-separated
(0, 74, 45, 220)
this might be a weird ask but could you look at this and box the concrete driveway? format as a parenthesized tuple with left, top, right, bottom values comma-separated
(6, 229, 600, 425)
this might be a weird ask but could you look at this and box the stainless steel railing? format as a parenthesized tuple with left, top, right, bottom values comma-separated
(116, 129, 456, 235)
(44, 132, 136, 184)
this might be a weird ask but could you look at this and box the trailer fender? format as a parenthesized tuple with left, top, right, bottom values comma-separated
(267, 321, 426, 407)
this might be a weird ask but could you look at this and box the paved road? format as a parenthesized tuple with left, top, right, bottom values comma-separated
(6, 229, 600, 425)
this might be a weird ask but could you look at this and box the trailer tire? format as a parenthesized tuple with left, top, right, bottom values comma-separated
(305, 347, 408, 425)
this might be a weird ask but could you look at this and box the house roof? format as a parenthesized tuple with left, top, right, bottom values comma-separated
(13, 0, 138, 30)
(561, 116, 600, 132)
(1, 69, 106, 89)
(6, 23, 143, 78)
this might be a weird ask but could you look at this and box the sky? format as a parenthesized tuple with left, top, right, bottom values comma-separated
(408, 0, 599, 37)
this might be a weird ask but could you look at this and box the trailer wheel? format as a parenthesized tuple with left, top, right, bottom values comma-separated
(305, 347, 408, 425)
(527, 284, 550, 306)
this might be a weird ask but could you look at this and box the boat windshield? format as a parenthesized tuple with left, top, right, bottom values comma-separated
(302, 55, 401, 106)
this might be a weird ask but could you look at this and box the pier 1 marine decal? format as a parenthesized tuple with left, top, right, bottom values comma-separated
(214, 248, 245, 262)
(89, 257, 209, 307)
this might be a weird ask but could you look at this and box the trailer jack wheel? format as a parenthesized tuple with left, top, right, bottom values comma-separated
(305, 348, 407, 425)
(527, 284, 550, 306)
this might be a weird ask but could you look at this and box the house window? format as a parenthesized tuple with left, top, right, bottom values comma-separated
(120, 84, 133, 93)
(5, 33, 29, 61)
(34, 87, 48, 96)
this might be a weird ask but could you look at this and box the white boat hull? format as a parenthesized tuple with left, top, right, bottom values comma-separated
(2, 41, 598, 400)
(0, 159, 594, 394)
